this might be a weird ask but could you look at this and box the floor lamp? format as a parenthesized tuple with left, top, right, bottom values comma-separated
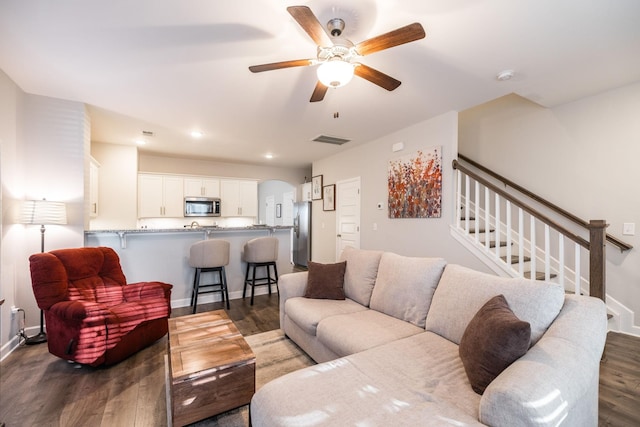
(21, 198, 67, 345)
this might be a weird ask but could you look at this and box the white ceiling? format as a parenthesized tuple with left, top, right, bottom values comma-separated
(1, 0, 639, 168)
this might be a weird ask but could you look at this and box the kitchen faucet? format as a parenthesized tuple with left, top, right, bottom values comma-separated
(190, 221, 200, 228)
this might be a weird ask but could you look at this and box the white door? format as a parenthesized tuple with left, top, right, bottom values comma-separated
(282, 191, 294, 226)
(336, 177, 361, 261)
(265, 195, 275, 226)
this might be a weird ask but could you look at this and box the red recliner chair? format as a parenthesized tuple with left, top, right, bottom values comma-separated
(29, 246, 172, 366)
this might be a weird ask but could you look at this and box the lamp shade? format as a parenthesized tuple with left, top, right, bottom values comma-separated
(317, 59, 355, 88)
(21, 199, 67, 225)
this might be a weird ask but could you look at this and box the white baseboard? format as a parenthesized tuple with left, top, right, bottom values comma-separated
(172, 287, 275, 308)
(0, 325, 41, 362)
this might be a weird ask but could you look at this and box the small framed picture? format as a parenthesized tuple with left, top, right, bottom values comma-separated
(275, 203, 282, 218)
(312, 175, 323, 200)
(323, 184, 335, 211)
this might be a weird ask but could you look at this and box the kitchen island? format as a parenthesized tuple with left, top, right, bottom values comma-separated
(85, 226, 293, 308)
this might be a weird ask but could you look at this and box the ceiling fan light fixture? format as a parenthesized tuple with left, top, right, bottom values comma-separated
(317, 59, 354, 88)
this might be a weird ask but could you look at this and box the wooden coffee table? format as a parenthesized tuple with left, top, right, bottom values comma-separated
(167, 310, 255, 426)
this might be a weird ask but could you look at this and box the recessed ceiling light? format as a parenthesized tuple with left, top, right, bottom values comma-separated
(496, 70, 515, 81)
(265, 153, 274, 159)
(135, 139, 146, 146)
(190, 131, 204, 138)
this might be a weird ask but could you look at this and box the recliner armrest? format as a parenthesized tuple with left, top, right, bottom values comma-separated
(48, 300, 110, 321)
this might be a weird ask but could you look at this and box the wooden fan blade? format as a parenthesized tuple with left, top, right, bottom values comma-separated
(287, 6, 332, 47)
(249, 59, 313, 73)
(354, 64, 401, 91)
(355, 23, 425, 56)
(310, 81, 328, 102)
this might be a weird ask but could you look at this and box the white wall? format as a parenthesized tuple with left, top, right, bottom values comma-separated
(0, 71, 86, 358)
(90, 142, 138, 230)
(311, 110, 491, 273)
(459, 84, 640, 329)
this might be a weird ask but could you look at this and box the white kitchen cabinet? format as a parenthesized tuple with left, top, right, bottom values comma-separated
(299, 182, 312, 202)
(138, 174, 184, 218)
(220, 179, 258, 217)
(184, 177, 220, 197)
(89, 157, 100, 217)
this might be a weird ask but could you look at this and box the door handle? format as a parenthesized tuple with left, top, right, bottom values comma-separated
(337, 234, 341, 237)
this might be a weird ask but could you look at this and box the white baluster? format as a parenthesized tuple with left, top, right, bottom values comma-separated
(475, 181, 480, 242)
(495, 194, 501, 257)
(558, 234, 565, 288)
(464, 175, 470, 234)
(574, 243, 581, 295)
(485, 187, 491, 251)
(518, 209, 524, 276)
(545, 224, 551, 281)
(506, 201, 512, 267)
(530, 216, 537, 281)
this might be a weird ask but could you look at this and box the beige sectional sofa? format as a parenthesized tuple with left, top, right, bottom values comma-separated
(250, 247, 607, 426)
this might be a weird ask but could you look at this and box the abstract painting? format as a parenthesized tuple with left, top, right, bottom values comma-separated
(388, 146, 442, 218)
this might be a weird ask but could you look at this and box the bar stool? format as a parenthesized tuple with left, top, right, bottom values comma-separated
(242, 236, 279, 305)
(189, 239, 230, 313)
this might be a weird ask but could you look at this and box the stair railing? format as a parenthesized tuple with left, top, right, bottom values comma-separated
(452, 156, 631, 301)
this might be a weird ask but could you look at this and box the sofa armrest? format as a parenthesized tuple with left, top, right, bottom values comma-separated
(124, 281, 173, 301)
(479, 295, 607, 427)
(278, 271, 308, 328)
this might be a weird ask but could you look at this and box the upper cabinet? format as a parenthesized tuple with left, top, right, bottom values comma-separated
(138, 174, 184, 218)
(299, 182, 312, 202)
(220, 179, 258, 217)
(184, 177, 220, 197)
(137, 173, 257, 219)
(89, 157, 100, 218)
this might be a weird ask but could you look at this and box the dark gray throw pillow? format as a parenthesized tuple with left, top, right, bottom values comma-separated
(459, 294, 531, 395)
(304, 261, 346, 300)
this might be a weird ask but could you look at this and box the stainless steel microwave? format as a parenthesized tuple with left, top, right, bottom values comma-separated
(184, 197, 221, 217)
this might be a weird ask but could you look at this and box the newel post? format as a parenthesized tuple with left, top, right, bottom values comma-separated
(588, 219, 607, 301)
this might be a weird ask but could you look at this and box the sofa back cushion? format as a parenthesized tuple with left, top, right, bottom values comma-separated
(425, 264, 565, 346)
(339, 246, 383, 306)
(369, 253, 447, 328)
(48, 247, 127, 306)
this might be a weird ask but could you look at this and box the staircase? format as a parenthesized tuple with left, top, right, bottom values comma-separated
(456, 212, 558, 283)
(451, 155, 632, 301)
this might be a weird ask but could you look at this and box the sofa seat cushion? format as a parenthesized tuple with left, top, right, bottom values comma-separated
(284, 297, 367, 336)
(316, 309, 424, 357)
(251, 332, 483, 426)
(425, 264, 565, 346)
(369, 253, 447, 328)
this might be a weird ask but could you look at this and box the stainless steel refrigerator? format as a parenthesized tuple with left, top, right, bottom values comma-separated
(293, 202, 311, 267)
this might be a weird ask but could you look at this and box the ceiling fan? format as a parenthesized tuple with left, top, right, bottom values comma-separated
(249, 5, 426, 102)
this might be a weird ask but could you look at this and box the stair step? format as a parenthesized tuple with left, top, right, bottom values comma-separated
(501, 255, 531, 264)
(468, 227, 495, 234)
(523, 271, 557, 281)
(481, 240, 511, 248)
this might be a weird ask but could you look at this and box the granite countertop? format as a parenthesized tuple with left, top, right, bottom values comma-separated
(85, 225, 292, 234)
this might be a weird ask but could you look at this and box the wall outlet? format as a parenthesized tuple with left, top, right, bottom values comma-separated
(622, 223, 635, 236)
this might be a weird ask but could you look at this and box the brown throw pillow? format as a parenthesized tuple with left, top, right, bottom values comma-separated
(459, 294, 531, 395)
(304, 261, 347, 300)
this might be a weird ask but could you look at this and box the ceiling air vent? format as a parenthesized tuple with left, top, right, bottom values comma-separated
(312, 135, 350, 145)
(141, 130, 154, 137)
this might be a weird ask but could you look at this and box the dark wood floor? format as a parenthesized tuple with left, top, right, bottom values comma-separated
(1, 293, 638, 427)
